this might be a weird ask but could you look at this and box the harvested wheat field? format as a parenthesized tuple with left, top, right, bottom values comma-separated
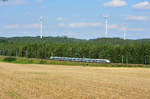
(0, 62, 150, 99)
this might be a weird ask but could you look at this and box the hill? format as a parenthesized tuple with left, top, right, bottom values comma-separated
(0, 36, 150, 64)
(0, 36, 150, 45)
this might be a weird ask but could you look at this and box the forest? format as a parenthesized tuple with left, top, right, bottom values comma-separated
(0, 36, 150, 64)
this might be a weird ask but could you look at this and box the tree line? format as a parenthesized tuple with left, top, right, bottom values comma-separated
(0, 36, 150, 64)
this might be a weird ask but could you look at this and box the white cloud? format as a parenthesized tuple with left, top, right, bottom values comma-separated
(58, 23, 65, 27)
(0, 0, 27, 6)
(35, 0, 44, 3)
(127, 28, 144, 32)
(59, 22, 119, 30)
(132, 2, 150, 9)
(120, 27, 144, 32)
(124, 15, 149, 21)
(108, 24, 118, 29)
(68, 22, 101, 28)
(4, 24, 40, 29)
(0, 0, 44, 6)
(4, 24, 20, 29)
(57, 17, 64, 21)
(104, 0, 127, 7)
(23, 24, 40, 29)
(40, 6, 46, 9)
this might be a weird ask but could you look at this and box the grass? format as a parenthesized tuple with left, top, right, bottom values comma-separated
(0, 62, 150, 99)
(8, 91, 19, 99)
(0, 56, 150, 68)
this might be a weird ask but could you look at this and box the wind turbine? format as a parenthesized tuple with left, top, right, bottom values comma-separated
(40, 16, 43, 39)
(100, 14, 109, 38)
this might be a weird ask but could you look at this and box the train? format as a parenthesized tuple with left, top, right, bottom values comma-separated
(50, 56, 111, 64)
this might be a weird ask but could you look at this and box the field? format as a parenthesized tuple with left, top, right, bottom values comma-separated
(0, 62, 150, 99)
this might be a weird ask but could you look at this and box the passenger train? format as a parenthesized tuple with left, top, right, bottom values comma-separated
(50, 56, 111, 64)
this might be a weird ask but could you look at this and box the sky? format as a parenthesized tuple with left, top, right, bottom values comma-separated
(0, 0, 150, 39)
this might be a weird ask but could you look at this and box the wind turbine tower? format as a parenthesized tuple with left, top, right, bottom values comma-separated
(104, 16, 108, 38)
(40, 16, 43, 39)
(123, 24, 126, 40)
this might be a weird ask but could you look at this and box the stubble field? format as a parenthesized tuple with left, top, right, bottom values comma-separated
(0, 62, 150, 99)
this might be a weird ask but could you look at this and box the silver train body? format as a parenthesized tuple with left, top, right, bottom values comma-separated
(50, 56, 111, 64)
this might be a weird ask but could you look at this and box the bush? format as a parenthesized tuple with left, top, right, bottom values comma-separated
(39, 59, 46, 64)
(3, 57, 16, 62)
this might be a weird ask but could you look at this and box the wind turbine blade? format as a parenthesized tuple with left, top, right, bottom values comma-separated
(100, 14, 105, 17)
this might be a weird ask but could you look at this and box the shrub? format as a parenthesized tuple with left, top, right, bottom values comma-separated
(3, 57, 16, 62)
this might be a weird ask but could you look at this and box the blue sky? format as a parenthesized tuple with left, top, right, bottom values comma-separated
(0, 0, 150, 39)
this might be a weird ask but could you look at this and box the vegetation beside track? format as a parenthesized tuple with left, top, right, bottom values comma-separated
(0, 56, 149, 68)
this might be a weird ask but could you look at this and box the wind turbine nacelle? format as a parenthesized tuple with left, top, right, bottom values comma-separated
(104, 16, 108, 19)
